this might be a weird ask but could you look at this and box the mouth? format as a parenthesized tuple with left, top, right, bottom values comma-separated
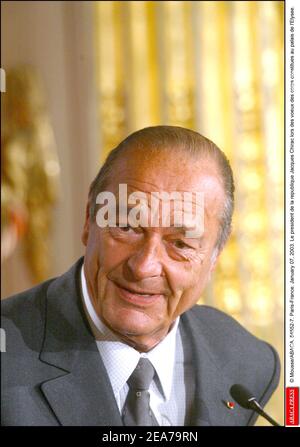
(112, 282, 164, 307)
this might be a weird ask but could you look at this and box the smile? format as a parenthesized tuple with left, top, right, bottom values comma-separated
(113, 282, 164, 307)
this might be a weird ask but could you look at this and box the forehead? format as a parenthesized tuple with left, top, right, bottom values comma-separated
(107, 149, 225, 208)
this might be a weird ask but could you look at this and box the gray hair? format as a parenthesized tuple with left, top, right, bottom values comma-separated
(88, 125, 234, 252)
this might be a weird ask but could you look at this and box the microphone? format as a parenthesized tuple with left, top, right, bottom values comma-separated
(230, 384, 281, 426)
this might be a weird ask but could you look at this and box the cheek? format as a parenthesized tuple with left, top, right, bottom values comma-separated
(95, 230, 129, 271)
(169, 258, 213, 315)
(169, 256, 206, 290)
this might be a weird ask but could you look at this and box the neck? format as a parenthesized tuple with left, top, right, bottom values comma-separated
(105, 320, 176, 353)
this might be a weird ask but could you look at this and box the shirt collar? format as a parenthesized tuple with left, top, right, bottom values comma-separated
(80, 264, 179, 401)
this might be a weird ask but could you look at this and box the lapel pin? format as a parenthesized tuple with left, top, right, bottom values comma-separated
(226, 401, 235, 410)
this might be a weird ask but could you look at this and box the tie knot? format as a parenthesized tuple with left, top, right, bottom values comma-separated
(127, 358, 155, 391)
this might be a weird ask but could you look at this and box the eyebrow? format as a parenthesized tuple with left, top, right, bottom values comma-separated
(168, 226, 204, 238)
(116, 202, 203, 234)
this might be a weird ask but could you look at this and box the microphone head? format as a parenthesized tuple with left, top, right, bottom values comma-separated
(230, 384, 256, 409)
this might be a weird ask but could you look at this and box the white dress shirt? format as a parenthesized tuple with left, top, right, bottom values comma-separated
(80, 265, 195, 426)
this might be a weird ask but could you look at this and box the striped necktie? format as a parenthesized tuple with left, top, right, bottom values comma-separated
(122, 358, 159, 426)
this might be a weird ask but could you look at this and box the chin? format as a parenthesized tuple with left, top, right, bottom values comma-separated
(112, 318, 154, 337)
(105, 309, 162, 338)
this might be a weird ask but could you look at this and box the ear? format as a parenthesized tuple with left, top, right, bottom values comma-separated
(207, 248, 220, 281)
(81, 202, 91, 246)
(210, 248, 220, 272)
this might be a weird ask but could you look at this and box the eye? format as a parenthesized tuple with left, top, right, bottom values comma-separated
(173, 240, 192, 250)
(118, 225, 132, 232)
(116, 224, 143, 234)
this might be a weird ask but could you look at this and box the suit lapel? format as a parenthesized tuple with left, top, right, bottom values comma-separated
(39, 258, 123, 426)
(180, 311, 250, 426)
(38, 258, 251, 426)
(40, 352, 122, 426)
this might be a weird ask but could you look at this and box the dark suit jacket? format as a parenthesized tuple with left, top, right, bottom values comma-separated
(1, 257, 280, 426)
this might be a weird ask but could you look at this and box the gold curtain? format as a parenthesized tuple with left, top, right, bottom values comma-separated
(94, 1, 284, 425)
(1, 66, 60, 282)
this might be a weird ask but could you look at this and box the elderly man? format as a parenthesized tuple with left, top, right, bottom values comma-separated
(1, 126, 280, 426)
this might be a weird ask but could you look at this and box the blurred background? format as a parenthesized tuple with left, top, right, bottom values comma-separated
(1, 1, 284, 425)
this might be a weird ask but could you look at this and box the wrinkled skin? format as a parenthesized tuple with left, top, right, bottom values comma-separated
(82, 149, 226, 352)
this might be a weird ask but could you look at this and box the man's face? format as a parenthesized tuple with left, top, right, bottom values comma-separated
(82, 149, 225, 351)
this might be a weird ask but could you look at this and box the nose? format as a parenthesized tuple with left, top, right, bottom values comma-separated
(126, 236, 163, 281)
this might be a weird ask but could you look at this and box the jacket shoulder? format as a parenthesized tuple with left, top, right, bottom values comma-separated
(185, 304, 280, 416)
(188, 304, 278, 357)
(1, 278, 55, 352)
(1, 258, 83, 352)
(2, 278, 53, 312)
